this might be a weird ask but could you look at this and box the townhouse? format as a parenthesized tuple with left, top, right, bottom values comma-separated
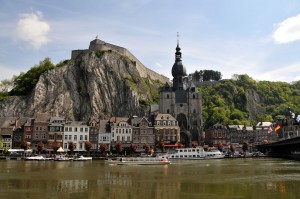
(63, 121, 89, 153)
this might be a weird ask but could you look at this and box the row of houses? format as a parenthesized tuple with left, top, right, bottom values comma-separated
(205, 113, 300, 148)
(0, 112, 180, 154)
(1, 112, 299, 154)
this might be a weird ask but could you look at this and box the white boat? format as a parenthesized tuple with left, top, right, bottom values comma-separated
(73, 156, 92, 161)
(105, 157, 170, 165)
(25, 155, 53, 161)
(54, 154, 73, 161)
(159, 147, 225, 160)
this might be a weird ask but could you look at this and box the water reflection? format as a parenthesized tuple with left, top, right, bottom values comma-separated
(0, 159, 300, 199)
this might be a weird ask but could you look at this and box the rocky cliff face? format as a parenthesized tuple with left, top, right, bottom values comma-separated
(0, 51, 168, 120)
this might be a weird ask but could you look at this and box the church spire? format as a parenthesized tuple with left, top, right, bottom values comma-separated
(171, 32, 187, 91)
(175, 32, 182, 61)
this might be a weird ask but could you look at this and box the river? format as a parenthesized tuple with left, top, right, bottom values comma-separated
(0, 158, 299, 199)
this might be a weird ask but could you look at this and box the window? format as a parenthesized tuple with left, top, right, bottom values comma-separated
(65, 135, 67, 140)
(41, 133, 46, 139)
(75, 128, 77, 132)
(35, 133, 39, 139)
(69, 135, 72, 140)
(80, 135, 83, 140)
(69, 127, 72, 131)
(25, 134, 31, 139)
(64, 143, 67, 149)
(85, 128, 88, 132)
(85, 135, 88, 140)
(65, 127, 68, 131)
(80, 128, 83, 132)
(74, 135, 77, 141)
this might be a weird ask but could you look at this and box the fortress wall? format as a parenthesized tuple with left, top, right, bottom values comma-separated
(123, 49, 169, 83)
(71, 50, 89, 60)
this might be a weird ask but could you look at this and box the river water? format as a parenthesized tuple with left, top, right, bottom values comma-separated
(0, 158, 299, 199)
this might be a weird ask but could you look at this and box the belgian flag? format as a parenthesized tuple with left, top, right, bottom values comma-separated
(274, 124, 281, 131)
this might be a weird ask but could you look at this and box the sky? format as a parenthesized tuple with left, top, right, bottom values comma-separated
(1, 0, 300, 83)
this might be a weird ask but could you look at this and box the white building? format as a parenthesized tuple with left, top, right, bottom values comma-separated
(63, 121, 89, 153)
(110, 117, 132, 147)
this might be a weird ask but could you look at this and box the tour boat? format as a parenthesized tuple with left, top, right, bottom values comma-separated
(159, 147, 225, 160)
(105, 157, 170, 165)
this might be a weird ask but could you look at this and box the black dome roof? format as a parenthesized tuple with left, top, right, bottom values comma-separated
(171, 43, 187, 77)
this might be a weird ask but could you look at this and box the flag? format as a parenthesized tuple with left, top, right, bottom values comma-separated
(274, 124, 281, 131)
(268, 127, 272, 133)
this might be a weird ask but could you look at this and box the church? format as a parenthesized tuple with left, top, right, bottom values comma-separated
(158, 40, 204, 147)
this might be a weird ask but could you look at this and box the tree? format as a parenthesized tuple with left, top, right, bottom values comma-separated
(37, 142, 44, 154)
(156, 141, 164, 153)
(114, 142, 123, 155)
(0, 79, 12, 92)
(143, 143, 150, 154)
(84, 141, 93, 156)
(20, 141, 29, 151)
(52, 142, 60, 153)
(9, 58, 55, 96)
(68, 141, 75, 155)
(130, 143, 137, 155)
(242, 141, 249, 153)
(100, 144, 109, 156)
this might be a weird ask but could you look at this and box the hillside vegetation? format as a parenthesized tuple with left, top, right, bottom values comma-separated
(198, 74, 300, 128)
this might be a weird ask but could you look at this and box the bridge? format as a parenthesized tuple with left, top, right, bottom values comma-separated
(256, 137, 300, 160)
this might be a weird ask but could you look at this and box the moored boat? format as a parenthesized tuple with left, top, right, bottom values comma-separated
(159, 147, 225, 160)
(54, 154, 73, 161)
(24, 155, 53, 161)
(73, 155, 92, 161)
(105, 157, 170, 165)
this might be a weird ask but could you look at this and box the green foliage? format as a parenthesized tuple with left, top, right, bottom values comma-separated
(189, 69, 222, 81)
(199, 74, 300, 128)
(0, 91, 8, 101)
(9, 58, 55, 96)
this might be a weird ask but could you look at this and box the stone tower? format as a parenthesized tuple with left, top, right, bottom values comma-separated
(158, 40, 203, 147)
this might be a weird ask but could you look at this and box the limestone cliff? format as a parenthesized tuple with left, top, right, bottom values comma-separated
(0, 50, 169, 120)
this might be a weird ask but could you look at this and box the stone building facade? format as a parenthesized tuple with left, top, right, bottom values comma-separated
(158, 41, 203, 147)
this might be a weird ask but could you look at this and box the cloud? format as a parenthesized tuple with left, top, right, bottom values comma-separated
(273, 14, 300, 44)
(16, 11, 50, 49)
